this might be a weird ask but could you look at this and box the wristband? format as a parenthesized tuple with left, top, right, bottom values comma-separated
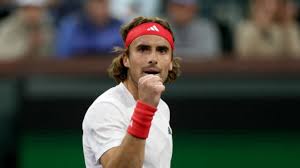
(127, 101, 157, 139)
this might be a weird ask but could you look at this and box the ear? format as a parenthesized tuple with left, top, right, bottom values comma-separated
(123, 55, 130, 68)
(169, 61, 173, 71)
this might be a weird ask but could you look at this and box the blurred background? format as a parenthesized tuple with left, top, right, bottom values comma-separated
(1, 0, 300, 167)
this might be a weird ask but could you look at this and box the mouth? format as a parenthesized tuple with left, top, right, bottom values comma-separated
(143, 68, 160, 75)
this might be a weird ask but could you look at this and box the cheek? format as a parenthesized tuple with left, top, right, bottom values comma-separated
(161, 59, 172, 72)
(128, 59, 143, 75)
(162, 55, 172, 65)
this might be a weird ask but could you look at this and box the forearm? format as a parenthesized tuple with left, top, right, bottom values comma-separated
(102, 100, 157, 168)
(102, 133, 146, 168)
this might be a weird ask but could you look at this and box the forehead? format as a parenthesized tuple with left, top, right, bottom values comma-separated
(130, 35, 171, 48)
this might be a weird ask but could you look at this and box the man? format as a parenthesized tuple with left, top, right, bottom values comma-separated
(235, 0, 282, 58)
(276, 0, 300, 56)
(55, 0, 123, 58)
(82, 16, 181, 168)
(167, 0, 220, 58)
(0, 0, 53, 61)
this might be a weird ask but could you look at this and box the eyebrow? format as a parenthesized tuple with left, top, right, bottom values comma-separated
(156, 45, 169, 51)
(136, 44, 170, 50)
(136, 44, 151, 49)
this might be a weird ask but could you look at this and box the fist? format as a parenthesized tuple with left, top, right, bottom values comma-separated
(138, 75, 165, 107)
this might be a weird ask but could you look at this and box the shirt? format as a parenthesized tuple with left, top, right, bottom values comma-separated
(235, 20, 283, 58)
(82, 83, 173, 168)
(55, 14, 123, 58)
(171, 18, 221, 58)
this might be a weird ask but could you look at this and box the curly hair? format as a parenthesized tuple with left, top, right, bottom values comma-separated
(107, 16, 181, 84)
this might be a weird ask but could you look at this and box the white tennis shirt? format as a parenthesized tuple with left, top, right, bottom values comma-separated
(82, 82, 173, 168)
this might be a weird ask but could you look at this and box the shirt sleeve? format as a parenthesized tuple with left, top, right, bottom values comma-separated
(83, 101, 128, 162)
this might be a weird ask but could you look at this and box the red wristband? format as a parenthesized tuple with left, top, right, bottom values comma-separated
(127, 101, 157, 139)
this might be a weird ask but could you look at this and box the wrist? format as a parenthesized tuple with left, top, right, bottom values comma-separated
(127, 101, 157, 139)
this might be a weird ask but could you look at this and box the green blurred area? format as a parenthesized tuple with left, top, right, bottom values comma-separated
(20, 131, 300, 168)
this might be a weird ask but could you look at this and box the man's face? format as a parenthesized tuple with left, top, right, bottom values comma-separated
(168, 3, 197, 25)
(85, 0, 109, 25)
(257, 0, 279, 15)
(20, 6, 44, 26)
(123, 35, 173, 86)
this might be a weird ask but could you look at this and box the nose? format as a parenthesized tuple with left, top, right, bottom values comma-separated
(148, 51, 158, 65)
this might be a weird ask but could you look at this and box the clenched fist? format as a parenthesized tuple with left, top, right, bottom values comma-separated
(138, 74, 165, 107)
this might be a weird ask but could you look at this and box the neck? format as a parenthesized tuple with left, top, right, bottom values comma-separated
(123, 79, 139, 101)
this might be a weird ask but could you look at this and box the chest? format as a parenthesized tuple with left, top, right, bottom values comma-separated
(124, 103, 173, 168)
(144, 112, 173, 168)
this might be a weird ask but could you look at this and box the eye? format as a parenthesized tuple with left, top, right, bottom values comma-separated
(137, 45, 150, 53)
(157, 47, 168, 54)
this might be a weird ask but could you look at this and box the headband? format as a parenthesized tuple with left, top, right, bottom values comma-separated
(125, 22, 174, 49)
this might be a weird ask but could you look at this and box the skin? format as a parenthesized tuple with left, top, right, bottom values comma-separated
(100, 35, 173, 168)
(19, 6, 44, 27)
(18, 6, 45, 58)
(252, 0, 279, 28)
(85, 0, 110, 26)
(167, 2, 197, 26)
(277, 0, 298, 25)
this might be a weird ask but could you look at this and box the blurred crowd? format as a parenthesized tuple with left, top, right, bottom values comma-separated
(0, 0, 299, 61)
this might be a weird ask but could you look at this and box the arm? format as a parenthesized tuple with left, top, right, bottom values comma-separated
(100, 134, 145, 168)
(100, 75, 164, 168)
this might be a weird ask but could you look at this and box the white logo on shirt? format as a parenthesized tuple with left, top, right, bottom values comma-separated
(147, 25, 159, 32)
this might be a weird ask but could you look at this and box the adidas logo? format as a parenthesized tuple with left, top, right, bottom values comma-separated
(147, 25, 159, 32)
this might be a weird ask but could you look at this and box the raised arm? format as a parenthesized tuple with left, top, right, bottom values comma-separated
(100, 75, 164, 168)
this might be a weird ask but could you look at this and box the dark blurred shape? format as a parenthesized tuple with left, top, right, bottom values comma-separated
(297, 3, 300, 24)
(167, 0, 221, 59)
(211, 1, 246, 56)
(0, 79, 20, 168)
(55, 0, 123, 59)
(0, 0, 14, 21)
(0, 0, 54, 61)
(47, 0, 82, 26)
(214, 20, 234, 55)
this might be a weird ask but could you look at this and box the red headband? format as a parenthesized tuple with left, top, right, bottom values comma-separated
(125, 22, 174, 49)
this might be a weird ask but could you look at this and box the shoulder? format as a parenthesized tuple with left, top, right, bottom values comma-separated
(190, 18, 218, 34)
(0, 13, 21, 30)
(83, 84, 130, 126)
(197, 17, 214, 25)
(82, 99, 125, 132)
(94, 83, 130, 107)
(87, 84, 125, 114)
(109, 17, 123, 26)
(236, 20, 256, 31)
(235, 20, 260, 38)
(58, 13, 81, 30)
(192, 18, 215, 28)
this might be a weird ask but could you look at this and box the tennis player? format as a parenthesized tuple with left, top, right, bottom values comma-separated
(82, 16, 181, 168)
